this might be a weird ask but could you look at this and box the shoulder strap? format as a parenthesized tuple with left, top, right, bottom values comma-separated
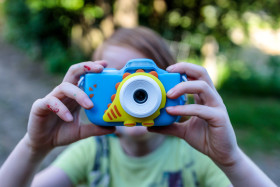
(90, 136, 110, 187)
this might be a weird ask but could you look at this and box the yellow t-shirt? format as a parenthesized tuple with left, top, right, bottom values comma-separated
(52, 135, 231, 187)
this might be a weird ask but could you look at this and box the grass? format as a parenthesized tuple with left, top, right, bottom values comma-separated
(221, 92, 280, 152)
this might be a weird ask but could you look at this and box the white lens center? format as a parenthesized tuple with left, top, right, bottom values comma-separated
(119, 75, 162, 118)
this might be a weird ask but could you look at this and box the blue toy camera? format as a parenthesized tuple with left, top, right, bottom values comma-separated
(79, 59, 186, 127)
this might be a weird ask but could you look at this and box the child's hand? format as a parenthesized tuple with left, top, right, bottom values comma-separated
(148, 62, 239, 167)
(25, 61, 115, 153)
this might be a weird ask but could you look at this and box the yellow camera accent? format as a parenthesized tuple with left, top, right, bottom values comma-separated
(103, 70, 166, 127)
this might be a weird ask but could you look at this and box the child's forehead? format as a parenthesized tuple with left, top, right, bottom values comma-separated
(102, 45, 146, 69)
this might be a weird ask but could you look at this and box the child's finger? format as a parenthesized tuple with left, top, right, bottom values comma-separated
(167, 80, 221, 107)
(166, 104, 222, 123)
(148, 122, 186, 139)
(166, 62, 215, 90)
(167, 62, 224, 104)
(49, 82, 93, 109)
(54, 123, 116, 146)
(77, 123, 116, 138)
(33, 96, 73, 122)
(194, 94, 203, 105)
(63, 61, 107, 84)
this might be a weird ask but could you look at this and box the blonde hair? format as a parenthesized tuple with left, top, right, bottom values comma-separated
(93, 27, 176, 69)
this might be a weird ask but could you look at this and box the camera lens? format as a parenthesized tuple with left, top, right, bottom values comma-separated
(120, 75, 163, 118)
(133, 89, 148, 104)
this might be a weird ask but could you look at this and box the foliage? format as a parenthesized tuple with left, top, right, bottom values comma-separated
(2, 0, 280, 96)
(3, 0, 108, 73)
(219, 48, 280, 96)
(139, 0, 280, 48)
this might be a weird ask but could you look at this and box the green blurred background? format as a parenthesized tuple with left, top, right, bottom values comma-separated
(0, 0, 279, 184)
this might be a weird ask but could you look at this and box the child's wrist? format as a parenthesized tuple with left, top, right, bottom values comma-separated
(216, 146, 244, 172)
(22, 134, 51, 160)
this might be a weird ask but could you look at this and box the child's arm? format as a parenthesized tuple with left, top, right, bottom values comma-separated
(0, 61, 115, 187)
(149, 62, 276, 187)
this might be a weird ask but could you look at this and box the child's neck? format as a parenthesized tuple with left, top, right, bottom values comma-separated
(119, 134, 166, 157)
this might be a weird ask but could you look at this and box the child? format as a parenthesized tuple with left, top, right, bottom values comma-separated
(0, 27, 276, 187)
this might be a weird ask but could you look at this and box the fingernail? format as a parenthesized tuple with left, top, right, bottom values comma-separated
(166, 65, 175, 72)
(65, 112, 73, 121)
(166, 106, 175, 112)
(167, 89, 174, 96)
(94, 64, 103, 71)
(84, 98, 93, 108)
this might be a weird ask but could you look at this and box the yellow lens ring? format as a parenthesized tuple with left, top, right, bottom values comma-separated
(103, 72, 166, 126)
(120, 75, 163, 117)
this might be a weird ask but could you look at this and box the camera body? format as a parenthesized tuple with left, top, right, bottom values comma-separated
(80, 59, 186, 127)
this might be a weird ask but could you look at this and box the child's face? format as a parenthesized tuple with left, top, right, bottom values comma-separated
(102, 45, 145, 69)
(101, 45, 157, 140)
